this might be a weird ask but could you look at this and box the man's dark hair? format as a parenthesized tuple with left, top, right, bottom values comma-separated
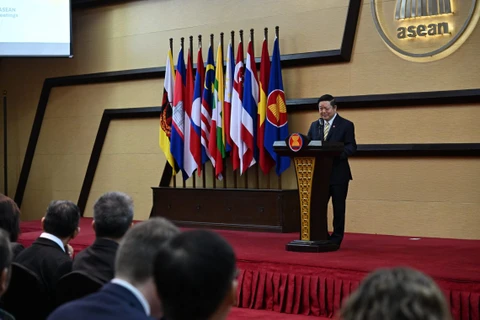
(0, 194, 21, 242)
(115, 217, 179, 284)
(317, 94, 336, 108)
(153, 230, 236, 320)
(43, 200, 81, 238)
(93, 191, 134, 239)
(340, 267, 452, 320)
(0, 229, 12, 272)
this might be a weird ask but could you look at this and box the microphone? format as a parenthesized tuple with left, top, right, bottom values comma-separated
(319, 118, 324, 140)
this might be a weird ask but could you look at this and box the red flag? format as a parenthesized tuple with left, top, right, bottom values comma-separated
(257, 39, 275, 175)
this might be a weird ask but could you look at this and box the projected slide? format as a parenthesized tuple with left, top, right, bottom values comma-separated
(0, 0, 71, 57)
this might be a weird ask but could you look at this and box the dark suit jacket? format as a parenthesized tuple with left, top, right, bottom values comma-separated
(11, 242, 24, 258)
(307, 114, 357, 184)
(72, 238, 119, 284)
(47, 283, 153, 320)
(14, 237, 72, 299)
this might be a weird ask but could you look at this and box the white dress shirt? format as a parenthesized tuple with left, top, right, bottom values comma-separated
(39, 232, 65, 252)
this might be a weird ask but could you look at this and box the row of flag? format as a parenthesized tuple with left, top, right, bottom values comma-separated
(159, 35, 290, 181)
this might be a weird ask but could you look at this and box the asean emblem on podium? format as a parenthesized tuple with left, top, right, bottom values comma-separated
(371, 0, 480, 61)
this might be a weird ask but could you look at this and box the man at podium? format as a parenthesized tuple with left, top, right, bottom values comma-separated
(307, 94, 357, 247)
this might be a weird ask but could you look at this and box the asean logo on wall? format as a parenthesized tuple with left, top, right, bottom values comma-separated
(371, 0, 479, 62)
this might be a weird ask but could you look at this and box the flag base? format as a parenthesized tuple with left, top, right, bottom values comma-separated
(286, 240, 339, 252)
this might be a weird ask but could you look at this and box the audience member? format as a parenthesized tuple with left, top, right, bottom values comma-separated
(73, 191, 134, 283)
(0, 229, 14, 320)
(153, 230, 238, 320)
(0, 194, 24, 257)
(340, 266, 452, 320)
(14, 200, 80, 298)
(48, 217, 179, 320)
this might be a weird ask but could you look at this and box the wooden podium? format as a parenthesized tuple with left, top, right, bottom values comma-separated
(273, 134, 343, 252)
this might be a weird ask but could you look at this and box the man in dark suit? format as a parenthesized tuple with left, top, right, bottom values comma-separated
(307, 94, 357, 247)
(48, 217, 180, 320)
(14, 200, 80, 300)
(73, 191, 134, 283)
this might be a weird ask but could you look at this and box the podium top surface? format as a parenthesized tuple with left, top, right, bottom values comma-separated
(273, 140, 343, 156)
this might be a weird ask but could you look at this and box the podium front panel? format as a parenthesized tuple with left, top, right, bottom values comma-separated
(294, 157, 315, 241)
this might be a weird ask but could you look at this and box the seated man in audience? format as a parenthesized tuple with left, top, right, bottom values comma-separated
(340, 266, 452, 320)
(0, 229, 15, 320)
(0, 193, 24, 257)
(153, 230, 238, 320)
(73, 191, 134, 283)
(14, 200, 80, 299)
(48, 217, 179, 320)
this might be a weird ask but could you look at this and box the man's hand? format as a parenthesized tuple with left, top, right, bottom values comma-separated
(67, 244, 74, 258)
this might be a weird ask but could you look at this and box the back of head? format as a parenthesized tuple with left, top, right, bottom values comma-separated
(43, 200, 81, 238)
(153, 229, 237, 320)
(340, 267, 452, 320)
(0, 193, 21, 242)
(93, 191, 134, 239)
(115, 217, 179, 285)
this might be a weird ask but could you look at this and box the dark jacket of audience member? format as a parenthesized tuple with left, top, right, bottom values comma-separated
(72, 238, 118, 283)
(14, 200, 80, 299)
(73, 191, 134, 283)
(0, 229, 15, 320)
(153, 230, 238, 320)
(48, 217, 179, 320)
(0, 194, 24, 258)
(340, 267, 452, 320)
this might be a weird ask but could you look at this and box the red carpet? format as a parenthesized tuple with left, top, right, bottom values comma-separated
(19, 218, 480, 320)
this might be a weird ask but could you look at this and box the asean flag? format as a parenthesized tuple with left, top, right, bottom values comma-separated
(264, 37, 290, 175)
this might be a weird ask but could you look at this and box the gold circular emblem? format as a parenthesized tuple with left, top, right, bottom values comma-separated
(371, 0, 479, 62)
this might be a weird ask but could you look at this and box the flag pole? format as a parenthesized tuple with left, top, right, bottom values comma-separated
(210, 33, 216, 189)
(180, 37, 186, 189)
(189, 35, 196, 188)
(275, 26, 282, 190)
(231, 30, 238, 189)
(264, 27, 271, 190)
(198, 34, 207, 189)
(169, 38, 177, 189)
(250, 28, 259, 190)
(239, 30, 246, 188)
(220, 32, 227, 188)
(243, 29, 250, 189)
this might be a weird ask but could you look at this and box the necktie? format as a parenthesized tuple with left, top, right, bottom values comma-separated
(324, 121, 330, 140)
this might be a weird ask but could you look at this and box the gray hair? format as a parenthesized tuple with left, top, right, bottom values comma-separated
(93, 191, 134, 239)
(115, 217, 179, 284)
(340, 267, 452, 320)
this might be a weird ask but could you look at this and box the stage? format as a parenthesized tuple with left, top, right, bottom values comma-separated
(19, 218, 480, 320)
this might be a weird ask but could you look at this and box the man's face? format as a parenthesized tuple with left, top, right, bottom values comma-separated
(318, 101, 336, 121)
